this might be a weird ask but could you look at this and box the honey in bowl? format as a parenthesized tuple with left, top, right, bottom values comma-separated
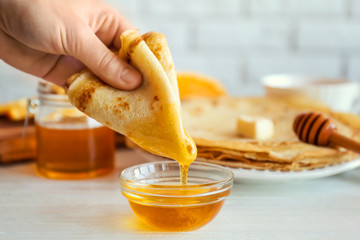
(120, 161, 234, 231)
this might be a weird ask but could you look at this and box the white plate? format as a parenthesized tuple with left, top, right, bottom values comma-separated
(134, 148, 360, 183)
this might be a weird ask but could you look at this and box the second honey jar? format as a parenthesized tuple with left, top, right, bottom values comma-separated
(33, 82, 115, 180)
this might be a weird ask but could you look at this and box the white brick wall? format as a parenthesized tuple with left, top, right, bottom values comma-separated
(0, 62, 39, 103)
(250, 0, 346, 16)
(197, 18, 290, 51)
(147, 0, 241, 16)
(172, 50, 242, 92)
(1, 0, 360, 102)
(348, 56, 360, 81)
(350, 0, 360, 17)
(299, 20, 360, 51)
(248, 53, 343, 84)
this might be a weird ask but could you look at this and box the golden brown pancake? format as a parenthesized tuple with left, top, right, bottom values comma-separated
(181, 96, 360, 171)
(67, 30, 197, 166)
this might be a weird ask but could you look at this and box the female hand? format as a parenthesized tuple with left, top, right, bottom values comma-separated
(0, 0, 142, 89)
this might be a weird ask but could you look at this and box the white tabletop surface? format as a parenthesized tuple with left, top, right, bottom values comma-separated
(1, 149, 360, 240)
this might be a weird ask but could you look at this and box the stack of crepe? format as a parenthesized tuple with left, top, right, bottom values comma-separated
(181, 96, 360, 171)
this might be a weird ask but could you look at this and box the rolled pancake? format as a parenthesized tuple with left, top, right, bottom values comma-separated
(67, 30, 196, 165)
(142, 32, 180, 104)
(181, 96, 360, 171)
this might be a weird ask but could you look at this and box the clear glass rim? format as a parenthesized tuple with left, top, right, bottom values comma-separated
(119, 161, 234, 191)
(38, 93, 72, 107)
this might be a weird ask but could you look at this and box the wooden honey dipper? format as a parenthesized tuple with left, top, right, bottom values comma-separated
(293, 112, 360, 154)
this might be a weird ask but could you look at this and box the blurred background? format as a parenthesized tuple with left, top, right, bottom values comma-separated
(1, 0, 360, 102)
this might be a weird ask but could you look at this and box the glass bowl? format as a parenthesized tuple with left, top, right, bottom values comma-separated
(120, 161, 234, 231)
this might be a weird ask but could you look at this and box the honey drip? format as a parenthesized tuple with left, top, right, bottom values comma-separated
(180, 164, 189, 185)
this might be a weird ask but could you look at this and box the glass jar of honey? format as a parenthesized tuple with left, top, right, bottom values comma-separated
(33, 82, 115, 179)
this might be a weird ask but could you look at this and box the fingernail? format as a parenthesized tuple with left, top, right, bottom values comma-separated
(120, 67, 142, 86)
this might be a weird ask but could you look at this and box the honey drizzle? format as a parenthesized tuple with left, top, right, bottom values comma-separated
(180, 164, 189, 185)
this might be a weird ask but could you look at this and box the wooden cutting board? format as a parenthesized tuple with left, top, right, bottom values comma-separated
(0, 118, 36, 164)
(0, 118, 127, 165)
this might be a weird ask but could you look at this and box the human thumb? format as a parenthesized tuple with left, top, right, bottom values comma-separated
(71, 30, 142, 90)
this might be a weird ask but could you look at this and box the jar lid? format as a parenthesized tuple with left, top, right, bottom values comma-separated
(37, 81, 66, 95)
(37, 81, 70, 105)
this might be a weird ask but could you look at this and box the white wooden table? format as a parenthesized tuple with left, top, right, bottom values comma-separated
(1, 149, 360, 240)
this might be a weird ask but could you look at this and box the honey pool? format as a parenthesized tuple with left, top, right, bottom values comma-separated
(120, 161, 234, 231)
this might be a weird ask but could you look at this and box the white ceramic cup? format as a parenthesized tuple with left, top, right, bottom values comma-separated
(262, 74, 360, 112)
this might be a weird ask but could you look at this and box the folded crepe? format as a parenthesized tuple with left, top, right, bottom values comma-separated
(181, 96, 360, 171)
(67, 30, 196, 165)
